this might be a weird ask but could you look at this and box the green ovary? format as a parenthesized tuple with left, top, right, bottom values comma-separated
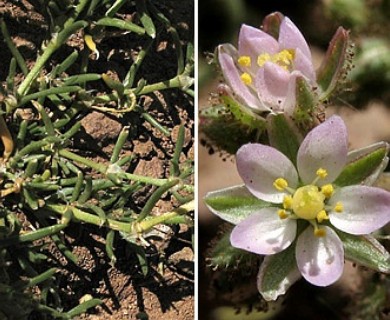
(292, 185, 325, 220)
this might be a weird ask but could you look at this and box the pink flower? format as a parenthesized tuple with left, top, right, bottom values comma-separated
(206, 115, 390, 296)
(218, 16, 316, 113)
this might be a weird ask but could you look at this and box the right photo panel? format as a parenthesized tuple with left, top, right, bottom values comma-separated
(198, 1, 390, 319)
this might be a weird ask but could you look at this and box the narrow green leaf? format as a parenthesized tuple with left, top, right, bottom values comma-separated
(204, 185, 272, 225)
(95, 17, 145, 35)
(336, 230, 390, 273)
(267, 113, 301, 166)
(334, 143, 388, 187)
(66, 298, 103, 318)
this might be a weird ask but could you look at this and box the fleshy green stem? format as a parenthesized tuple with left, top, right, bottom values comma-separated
(134, 200, 194, 233)
(17, 20, 88, 97)
(58, 149, 107, 173)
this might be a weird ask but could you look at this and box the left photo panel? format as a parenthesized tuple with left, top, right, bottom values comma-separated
(0, 0, 194, 319)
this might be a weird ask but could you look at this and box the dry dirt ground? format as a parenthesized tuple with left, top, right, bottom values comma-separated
(0, 1, 194, 319)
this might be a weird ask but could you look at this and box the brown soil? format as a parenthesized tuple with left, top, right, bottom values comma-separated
(0, 1, 194, 319)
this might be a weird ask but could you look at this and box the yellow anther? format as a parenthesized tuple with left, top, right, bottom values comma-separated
(273, 178, 288, 191)
(283, 195, 293, 209)
(257, 53, 271, 67)
(321, 184, 334, 198)
(272, 49, 295, 66)
(334, 202, 344, 213)
(314, 227, 326, 237)
(316, 210, 329, 223)
(240, 73, 252, 85)
(316, 168, 328, 179)
(278, 209, 288, 219)
(238, 56, 251, 67)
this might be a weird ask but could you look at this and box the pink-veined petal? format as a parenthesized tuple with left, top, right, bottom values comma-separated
(296, 226, 344, 286)
(293, 48, 316, 82)
(279, 17, 311, 60)
(218, 46, 262, 110)
(329, 185, 390, 234)
(236, 143, 298, 203)
(230, 207, 297, 255)
(297, 115, 348, 185)
(255, 62, 291, 112)
(238, 24, 279, 58)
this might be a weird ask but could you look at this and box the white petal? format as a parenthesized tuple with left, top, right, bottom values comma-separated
(329, 185, 390, 234)
(297, 115, 348, 185)
(238, 24, 279, 57)
(296, 226, 344, 286)
(255, 62, 291, 112)
(218, 45, 262, 110)
(293, 48, 316, 82)
(279, 17, 312, 60)
(230, 208, 297, 255)
(236, 143, 298, 203)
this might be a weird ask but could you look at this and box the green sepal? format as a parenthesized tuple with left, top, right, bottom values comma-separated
(336, 230, 390, 273)
(267, 113, 301, 167)
(257, 241, 301, 301)
(204, 185, 272, 225)
(200, 104, 266, 155)
(334, 142, 389, 187)
(316, 27, 350, 100)
(219, 89, 266, 131)
(262, 12, 284, 39)
(208, 226, 257, 269)
(293, 75, 318, 132)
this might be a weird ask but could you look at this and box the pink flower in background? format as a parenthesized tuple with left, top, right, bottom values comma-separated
(218, 16, 316, 113)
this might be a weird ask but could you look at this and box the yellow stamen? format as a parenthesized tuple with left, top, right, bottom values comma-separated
(238, 56, 251, 67)
(316, 210, 329, 223)
(334, 202, 344, 213)
(316, 168, 328, 179)
(283, 195, 293, 209)
(321, 184, 334, 198)
(257, 53, 271, 67)
(314, 227, 326, 237)
(273, 178, 288, 191)
(292, 185, 325, 220)
(272, 49, 295, 67)
(278, 209, 288, 219)
(240, 73, 252, 85)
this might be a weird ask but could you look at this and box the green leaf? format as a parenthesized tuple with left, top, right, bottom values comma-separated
(336, 230, 390, 273)
(334, 142, 389, 187)
(267, 113, 301, 166)
(204, 185, 272, 225)
(257, 243, 301, 301)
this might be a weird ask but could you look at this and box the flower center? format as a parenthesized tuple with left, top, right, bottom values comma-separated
(292, 185, 325, 220)
(273, 168, 344, 237)
(237, 49, 295, 86)
(257, 49, 295, 70)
